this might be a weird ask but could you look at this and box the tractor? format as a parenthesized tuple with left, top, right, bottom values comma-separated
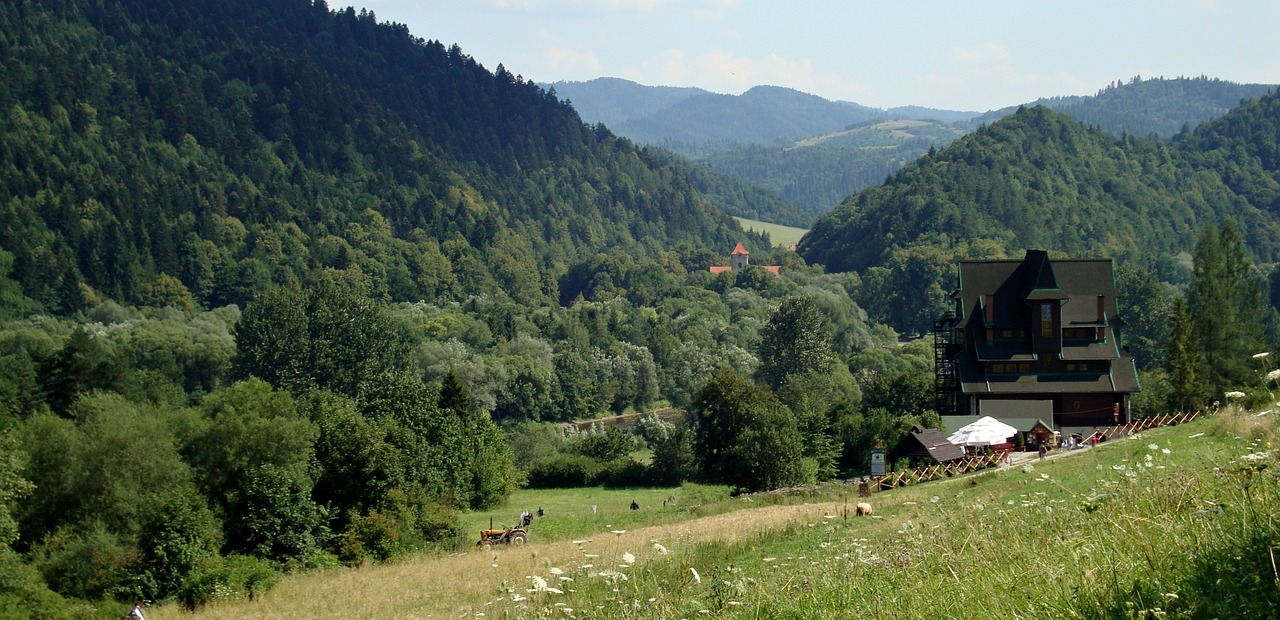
(476, 526, 527, 549)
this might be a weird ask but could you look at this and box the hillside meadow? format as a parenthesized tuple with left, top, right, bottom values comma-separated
(152, 406, 1279, 619)
(733, 217, 808, 248)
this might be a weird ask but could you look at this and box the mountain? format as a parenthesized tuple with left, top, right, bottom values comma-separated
(701, 119, 968, 218)
(799, 96, 1280, 334)
(543, 77, 712, 128)
(970, 76, 1277, 138)
(614, 85, 890, 150)
(0, 0, 759, 314)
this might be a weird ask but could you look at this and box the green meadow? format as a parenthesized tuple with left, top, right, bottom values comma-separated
(734, 217, 808, 248)
(156, 407, 1278, 619)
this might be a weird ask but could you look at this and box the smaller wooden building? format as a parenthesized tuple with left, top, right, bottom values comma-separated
(889, 425, 966, 466)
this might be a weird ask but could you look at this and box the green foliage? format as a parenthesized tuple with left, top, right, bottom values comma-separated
(177, 554, 278, 611)
(526, 454, 600, 489)
(755, 296, 834, 390)
(233, 283, 410, 398)
(570, 425, 640, 462)
(135, 489, 221, 601)
(0, 547, 74, 620)
(1185, 221, 1267, 396)
(691, 372, 808, 492)
(0, 0, 744, 312)
(0, 434, 32, 547)
(802, 98, 1280, 335)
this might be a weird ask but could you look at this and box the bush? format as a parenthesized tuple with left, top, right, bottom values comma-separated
(0, 547, 73, 620)
(597, 457, 650, 488)
(29, 523, 130, 600)
(525, 454, 599, 488)
(177, 554, 278, 611)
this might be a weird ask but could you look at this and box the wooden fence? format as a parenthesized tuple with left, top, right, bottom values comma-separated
(1083, 410, 1201, 444)
(870, 410, 1203, 493)
(871, 450, 1011, 491)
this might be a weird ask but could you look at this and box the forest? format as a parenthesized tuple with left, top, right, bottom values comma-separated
(2, 0, 1280, 617)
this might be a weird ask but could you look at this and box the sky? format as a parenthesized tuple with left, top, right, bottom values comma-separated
(358, 0, 1280, 112)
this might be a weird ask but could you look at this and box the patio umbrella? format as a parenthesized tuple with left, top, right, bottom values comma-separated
(946, 416, 1019, 446)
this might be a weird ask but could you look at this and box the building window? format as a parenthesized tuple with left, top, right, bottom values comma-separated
(1040, 303, 1053, 337)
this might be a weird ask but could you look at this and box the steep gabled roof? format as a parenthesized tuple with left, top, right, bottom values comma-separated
(730, 242, 749, 255)
(889, 425, 966, 462)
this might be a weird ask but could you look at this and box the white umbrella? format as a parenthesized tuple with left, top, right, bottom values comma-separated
(947, 416, 1019, 446)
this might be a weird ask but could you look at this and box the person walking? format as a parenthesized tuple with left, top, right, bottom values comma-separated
(127, 601, 146, 620)
(1037, 441, 1047, 460)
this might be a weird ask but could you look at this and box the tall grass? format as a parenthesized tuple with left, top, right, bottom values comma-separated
(153, 412, 1278, 619)
(489, 412, 1279, 619)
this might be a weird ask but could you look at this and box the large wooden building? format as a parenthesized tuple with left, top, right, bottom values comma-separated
(934, 250, 1140, 434)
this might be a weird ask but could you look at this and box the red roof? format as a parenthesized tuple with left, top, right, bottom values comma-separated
(709, 266, 733, 274)
(730, 242, 749, 255)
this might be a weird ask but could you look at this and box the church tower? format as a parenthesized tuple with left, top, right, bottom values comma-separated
(730, 242, 749, 271)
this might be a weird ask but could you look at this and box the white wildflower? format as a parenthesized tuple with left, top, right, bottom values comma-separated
(1225, 391, 1246, 399)
(1253, 352, 1271, 359)
(512, 593, 527, 602)
(531, 576, 548, 591)
(622, 552, 635, 564)
(1268, 369, 1280, 382)
(1162, 448, 1171, 454)
(690, 567, 701, 584)
(549, 567, 563, 575)
(652, 542, 668, 554)
(1148, 443, 1160, 450)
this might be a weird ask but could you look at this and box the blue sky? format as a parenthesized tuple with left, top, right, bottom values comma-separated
(359, 0, 1280, 111)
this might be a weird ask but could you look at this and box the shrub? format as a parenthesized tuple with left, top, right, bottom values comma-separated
(525, 454, 598, 488)
(597, 457, 650, 488)
(29, 523, 130, 600)
(177, 554, 278, 611)
(0, 547, 73, 620)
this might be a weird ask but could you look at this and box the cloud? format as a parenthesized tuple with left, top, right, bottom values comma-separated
(539, 31, 603, 74)
(949, 42, 1014, 66)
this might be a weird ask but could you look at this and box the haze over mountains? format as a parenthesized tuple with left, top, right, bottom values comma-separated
(547, 76, 1277, 222)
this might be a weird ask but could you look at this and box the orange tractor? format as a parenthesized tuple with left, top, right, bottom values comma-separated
(476, 516, 528, 548)
(476, 526, 527, 548)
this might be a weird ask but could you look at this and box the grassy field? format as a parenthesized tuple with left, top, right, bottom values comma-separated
(152, 407, 1279, 619)
(733, 217, 808, 248)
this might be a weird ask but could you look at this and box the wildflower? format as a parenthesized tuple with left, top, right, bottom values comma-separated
(549, 567, 564, 575)
(690, 567, 701, 584)
(1253, 352, 1271, 359)
(622, 552, 635, 564)
(1268, 370, 1280, 382)
(1148, 443, 1160, 450)
(652, 542, 668, 555)
(512, 593, 527, 602)
(1162, 448, 1171, 454)
(1225, 391, 1246, 399)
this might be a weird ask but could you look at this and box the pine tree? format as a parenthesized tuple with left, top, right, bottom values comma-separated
(1166, 297, 1206, 412)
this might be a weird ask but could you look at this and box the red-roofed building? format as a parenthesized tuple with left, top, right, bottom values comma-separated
(710, 243, 781, 275)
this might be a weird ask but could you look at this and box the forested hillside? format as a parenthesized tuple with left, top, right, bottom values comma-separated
(972, 76, 1277, 138)
(554, 76, 1275, 226)
(0, 0, 763, 315)
(800, 96, 1280, 335)
(0, 2, 944, 614)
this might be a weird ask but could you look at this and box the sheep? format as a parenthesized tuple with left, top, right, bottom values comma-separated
(855, 502, 873, 516)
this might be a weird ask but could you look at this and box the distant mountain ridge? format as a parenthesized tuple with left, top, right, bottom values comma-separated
(798, 94, 1280, 334)
(972, 76, 1277, 138)
(545, 78, 981, 149)
(547, 76, 1278, 226)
